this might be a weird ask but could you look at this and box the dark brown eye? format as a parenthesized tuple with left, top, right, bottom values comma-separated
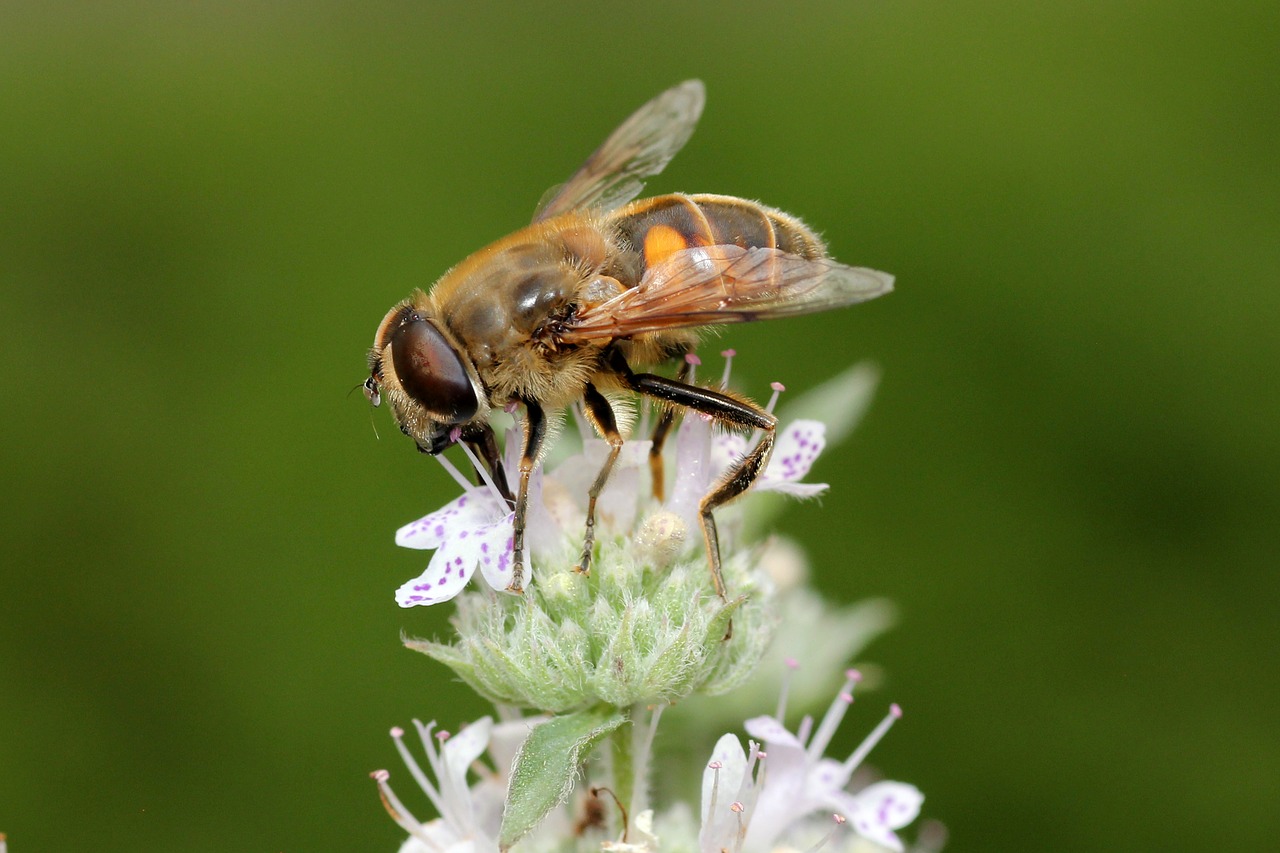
(389, 317, 478, 424)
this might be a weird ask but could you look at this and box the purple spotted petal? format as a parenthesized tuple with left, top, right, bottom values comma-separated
(829, 781, 923, 852)
(395, 489, 503, 550)
(475, 512, 519, 591)
(711, 432, 748, 473)
(761, 419, 826, 487)
(742, 714, 805, 751)
(810, 756, 853, 795)
(394, 538, 482, 607)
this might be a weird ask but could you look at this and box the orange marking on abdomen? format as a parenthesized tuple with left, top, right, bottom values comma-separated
(643, 224, 690, 268)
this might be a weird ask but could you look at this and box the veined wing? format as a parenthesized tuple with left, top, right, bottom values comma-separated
(562, 244, 894, 341)
(532, 80, 705, 222)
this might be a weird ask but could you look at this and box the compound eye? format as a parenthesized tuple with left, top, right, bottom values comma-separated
(389, 317, 478, 424)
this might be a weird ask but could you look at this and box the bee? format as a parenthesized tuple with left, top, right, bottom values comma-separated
(365, 80, 892, 598)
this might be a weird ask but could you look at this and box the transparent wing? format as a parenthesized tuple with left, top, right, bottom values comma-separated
(532, 80, 705, 222)
(561, 245, 894, 341)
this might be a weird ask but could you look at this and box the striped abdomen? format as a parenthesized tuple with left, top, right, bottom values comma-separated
(606, 193, 826, 284)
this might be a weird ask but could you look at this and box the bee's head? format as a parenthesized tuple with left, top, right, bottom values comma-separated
(368, 296, 485, 454)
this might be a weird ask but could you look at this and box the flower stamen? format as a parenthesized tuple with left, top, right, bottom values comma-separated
(388, 726, 452, 825)
(457, 441, 507, 507)
(730, 802, 748, 853)
(706, 760, 725, 823)
(806, 669, 862, 762)
(776, 657, 800, 722)
(720, 349, 737, 388)
(417, 721, 476, 833)
(803, 814, 848, 853)
(841, 703, 904, 778)
(765, 381, 786, 414)
(630, 704, 666, 815)
(685, 351, 701, 384)
(738, 740, 765, 820)
(433, 452, 476, 493)
(371, 769, 438, 849)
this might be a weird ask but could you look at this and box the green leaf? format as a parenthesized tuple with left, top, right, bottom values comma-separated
(703, 594, 745, 650)
(499, 707, 626, 851)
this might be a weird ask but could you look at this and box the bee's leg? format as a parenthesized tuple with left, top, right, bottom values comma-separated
(696, 420, 774, 600)
(647, 358, 692, 503)
(578, 383, 624, 575)
(462, 422, 513, 505)
(511, 398, 547, 593)
(609, 351, 776, 601)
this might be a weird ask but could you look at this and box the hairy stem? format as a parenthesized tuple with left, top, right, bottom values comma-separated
(610, 718, 634, 837)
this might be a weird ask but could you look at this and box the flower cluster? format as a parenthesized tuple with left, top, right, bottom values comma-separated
(375, 668, 922, 853)
(701, 668, 920, 853)
(373, 715, 553, 853)
(393, 354, 831, 609)
(373, 360, 936, 852)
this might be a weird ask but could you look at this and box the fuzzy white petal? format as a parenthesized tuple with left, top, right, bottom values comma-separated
(827, 781, 923, 853)
(666, 413, 714, 530)
(701, 734, 747, 825)
(849, 781, 923, 830)
(395, 539, 482, 607)
(396, 491, 503, 550)
(595, 440, 651, 534)
(743, 715, 804, 750)
(809, 757, 852, 796)
(443, 717, 493, 779)
(761, 480, 829, 498)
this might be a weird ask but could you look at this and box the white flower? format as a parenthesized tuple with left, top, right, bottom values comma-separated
(373, 716, 547, 853)
(394, 485, 518, 606)
(699, 669, 922, 853)
(394, 421, 564, 607)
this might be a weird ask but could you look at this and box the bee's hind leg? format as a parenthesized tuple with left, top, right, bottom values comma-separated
(646, 357, 692, 504)
(608, 350, 777, 602)
(577, 383, 623, 575)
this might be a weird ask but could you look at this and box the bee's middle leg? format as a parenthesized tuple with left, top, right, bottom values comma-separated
(647, 357, 692, 504)
(511, 397, 547, 593)
(577, 383, 623, 575)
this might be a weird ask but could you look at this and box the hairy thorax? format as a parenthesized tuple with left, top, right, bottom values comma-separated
(426, 218, 618, 406)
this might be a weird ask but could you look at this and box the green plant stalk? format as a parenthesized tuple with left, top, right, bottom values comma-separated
(610, 717, 634, 836)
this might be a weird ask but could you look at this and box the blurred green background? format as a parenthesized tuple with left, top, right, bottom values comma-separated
(2, 2, 1277, 850)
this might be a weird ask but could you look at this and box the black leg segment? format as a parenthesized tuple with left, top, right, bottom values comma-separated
(462, 422, 513, 505)
(577, 383, 624, 575)
(511, 397, 547, 593)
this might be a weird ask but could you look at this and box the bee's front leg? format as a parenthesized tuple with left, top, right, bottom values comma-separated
(462, 422, 514, 505)
(577, 383, 623, 575)
(510, 398, 547, 593)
